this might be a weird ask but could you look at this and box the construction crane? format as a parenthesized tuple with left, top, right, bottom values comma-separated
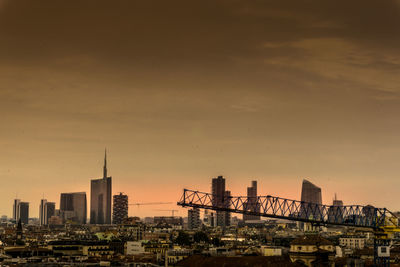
(177, 188, 400, 267)
(154, 209, 179, 217)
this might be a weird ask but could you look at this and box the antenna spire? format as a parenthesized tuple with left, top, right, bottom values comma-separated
(103, 148, 107, 178)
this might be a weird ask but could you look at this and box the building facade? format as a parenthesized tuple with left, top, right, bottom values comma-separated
(211, 176, 231, 227)
(289, 235, 335, 267)
(339, 235, 367, 249)
(45, 202, 56, 225)
(13, 199, 20, 222)
(19, 202, 29, 224)
(243, 180, 260, 221)
(39, 199, 47, 226)
(60, 192, 87, 224)
(327, 194, 344, 223)
(188, 208, 201, 230)
(112, 193, 128, 224)
(300, 179, 322, 220)
(90, 151, 112, 224)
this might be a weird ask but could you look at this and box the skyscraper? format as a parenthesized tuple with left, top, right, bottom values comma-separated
(40, 200, 56, 225)
(19, 202, 29, 224)
(112, 193, 128, 224)
(90, 150, 112, 224)
(13, 199, 20, 222)
(45, 202, 56, 225)
(243, 180, 260, 221)
(39, 199, 47, 226)
(60, 192, 87, 224)
(300, 179, 322, 219)
(211, 176, 231, 227)
(327, 194, 344, 223)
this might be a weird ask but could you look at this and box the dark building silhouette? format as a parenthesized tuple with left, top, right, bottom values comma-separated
(19, 202, 29, 224)
(112, 193, 128, 224)
(60, 192, 87, 224)
(45, 202, 56, 225)
(327, 194, 344, 223)
(13, 199, 20, 222)
(39, 199, 47, 226)
(90, 150, 112, 224)
(300, 179, 322, 220)
(243, 180, 260, 221)
(211, 176, 231, 227)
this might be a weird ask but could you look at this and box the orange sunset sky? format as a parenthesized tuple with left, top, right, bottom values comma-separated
(1, 0, 400, 218)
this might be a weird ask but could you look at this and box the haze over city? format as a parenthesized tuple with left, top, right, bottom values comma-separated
(2, 0, 400, 219)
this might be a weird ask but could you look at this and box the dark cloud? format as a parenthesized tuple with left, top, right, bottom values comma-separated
(1, 0, 400, 216)
(0, 0, 399, 67)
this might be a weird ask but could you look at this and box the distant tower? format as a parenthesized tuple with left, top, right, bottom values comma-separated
(39, 199, 47, 226)
(44, 202, 56, 225)
(328, 193, 344, 223)
(18, 202, 29, 224)
(13, 199, 21, 222)
(188, 208, 201, 230)
(243, 180, 260, 221)
(211, 176, 231, 227)
(90, 150, 112, 224)
(60, 192, 87, 224)
(112, 193, 128, 224)
(300, 179, 322, 219)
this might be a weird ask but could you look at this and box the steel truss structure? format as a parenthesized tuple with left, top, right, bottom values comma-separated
(178, 189, 399, 266)
(178, 189, 394, 229)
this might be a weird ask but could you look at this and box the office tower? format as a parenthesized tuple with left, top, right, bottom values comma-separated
(223, 190, 231, 226)
(188, 208, 201, 230)
(301, 179, 322, 204)
(45, 202, 56, 225)
(13, 199, 21, 221)
(243, 180, 260, 221)
(39, 199, 47, 226)
(90, 150, 112, 224)
(211, 176, 231, 227)
(300, 179, 322, 219)
(60, 192, 87, 224)
(19, 202, 29, 224)
(327, 194, 344, 223)
(112, 193, 128, 224)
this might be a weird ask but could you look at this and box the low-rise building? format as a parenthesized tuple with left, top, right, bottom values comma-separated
(339, 235, 366, 249)
(126, 241, 145, 255)
(289, 235, 335, 267)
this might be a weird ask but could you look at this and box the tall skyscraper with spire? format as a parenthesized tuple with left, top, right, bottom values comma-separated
(90, 150, 112, 224)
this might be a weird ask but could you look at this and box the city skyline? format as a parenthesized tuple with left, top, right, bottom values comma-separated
(2, 167, 396, 219)
(2, 0, 400, 218)
(6, 167, 353, 220)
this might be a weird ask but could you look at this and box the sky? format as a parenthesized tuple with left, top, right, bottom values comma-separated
(1, 0, 400, 218)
